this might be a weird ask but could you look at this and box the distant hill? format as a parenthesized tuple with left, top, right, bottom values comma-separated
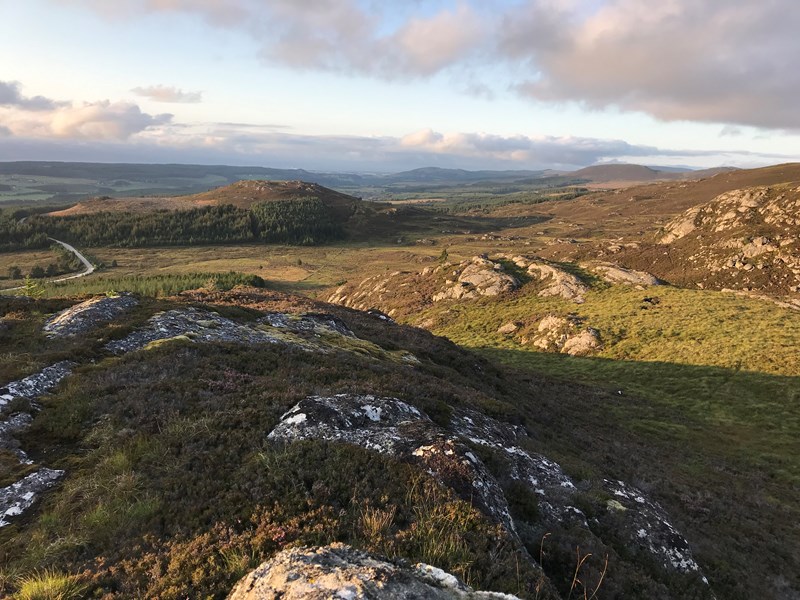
(19, 180, 488, 248)
(380, 167, 547, 184)
(571, 164, 739, 186)
(572, 164, 664, 183)
(49, 180, 361, 217)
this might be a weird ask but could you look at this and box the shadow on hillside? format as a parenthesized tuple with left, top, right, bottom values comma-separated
(480, 347, 800, 447)
(476, 347, 800, 600)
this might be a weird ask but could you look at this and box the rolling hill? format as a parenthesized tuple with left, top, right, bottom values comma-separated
(47, 180, 362, 217)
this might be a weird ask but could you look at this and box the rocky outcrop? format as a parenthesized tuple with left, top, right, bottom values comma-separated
(261, 312, 355, 338)
(0, 361, 74, 410)
(660, 188, 773, 244)
(0, 308, 416, 530)
(651, 184, 800, 297)
(228, 543, 520, 600)
(43, 293, 139, 337)
(590, 263, 660, 287)
(103, 308, 419, 362)
(267, 393, 711, 592)
(105, 308, 284, 354)
(268, 395, 515, 530)
(499, 255, 589, 303)
(0, 362, 74, 526)
(1, 469, 65, 527)
(432, 257, 519, 302)
(327, 255, 520, 317)
(524, 315, 601, 356)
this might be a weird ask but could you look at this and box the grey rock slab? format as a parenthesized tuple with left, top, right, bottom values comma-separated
(43, 293, 139, 337)
(268, 393, 711, 591)
(105, 308, 284, 354)
(0, 361, 74, 410)
(0, 468, 64, 527)
(268, 394, 516, 531)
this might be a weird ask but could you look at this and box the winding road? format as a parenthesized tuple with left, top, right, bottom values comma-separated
(1, 238, 95, 293)
(46, 238, 95, 282)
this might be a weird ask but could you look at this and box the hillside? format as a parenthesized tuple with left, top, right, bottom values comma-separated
(48, 180, 362, 217)
(572, 164, 664, 183)
(1, 290, 717, 599)
(1, 163, 800, 599)
(620, 183, 800, 299)
(568, 164, 738, 189)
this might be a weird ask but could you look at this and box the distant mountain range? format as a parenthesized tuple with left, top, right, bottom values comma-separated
(0, 161, 740, 207)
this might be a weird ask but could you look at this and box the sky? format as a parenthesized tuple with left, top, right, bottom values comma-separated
(1, 0, 799, 172)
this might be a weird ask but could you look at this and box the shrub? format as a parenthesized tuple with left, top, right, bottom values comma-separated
(14, 570, 85, 600)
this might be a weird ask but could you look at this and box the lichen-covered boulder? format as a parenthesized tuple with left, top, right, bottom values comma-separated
(227, 543, 520, 600)
(43, 293, 139, 337)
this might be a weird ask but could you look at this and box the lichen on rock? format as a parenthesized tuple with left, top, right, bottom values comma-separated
(43, 293, 139, 337)
(0, 468, 65, 527)
(227, 543, 522, 599)
(267, 392, 711, 591)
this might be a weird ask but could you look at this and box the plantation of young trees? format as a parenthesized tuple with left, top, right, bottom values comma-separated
(0, 197, 346, 251)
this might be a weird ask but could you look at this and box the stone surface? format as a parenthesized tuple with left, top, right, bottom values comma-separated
(268, 394, 515, 531)
(267, 393, 710, 589)
(525, 315, 601, 356)
(497, 321, 520, 335)
(0, 468, 64, 527)
(655, 185, 800, 298)
(42, 293, 139, 337)
(592, 263, 660, 287)
(228, 543, 521, 599)
(0, 361, 74, 410)
(105, 308, 285, 354)
(561, 329, 601, 356)
(433, 257, 519, 302)
(498, 254, 589, 303)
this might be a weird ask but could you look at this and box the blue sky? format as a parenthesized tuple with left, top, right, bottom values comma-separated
(1, 0, 799, 171)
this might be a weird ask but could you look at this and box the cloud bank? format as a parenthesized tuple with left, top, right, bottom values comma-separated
(502, 0, 800, 130)
(1, 122, 787, 172)
(54, 0, 800, 130)
(0, 81, 171, 141)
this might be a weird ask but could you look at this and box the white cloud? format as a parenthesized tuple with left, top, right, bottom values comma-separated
(132, 85, 203, 103)
(0, 81, 172, 141)
(54, 0, 800, 130)
(48, 102, 172, 139)
(56, 0, 488, 79)
(2, 122, 792, 170)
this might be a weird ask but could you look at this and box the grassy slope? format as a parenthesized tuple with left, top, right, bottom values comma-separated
(1, 295, 567, 599)
(416, 283, 800, 598)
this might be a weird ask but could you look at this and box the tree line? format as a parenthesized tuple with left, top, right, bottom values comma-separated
(0, 197, 345, 251)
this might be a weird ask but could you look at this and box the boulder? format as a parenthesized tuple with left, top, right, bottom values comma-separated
(526, 263, 588, 303)
(562, 329, 601, 356)
(592, 263, 660, 287)
(433, 257, 519, 302)
(43, 293, 139, 337)
(497, 321, 520, 335)
(227, 543, 520, 599)
(0, 469, 64, 527)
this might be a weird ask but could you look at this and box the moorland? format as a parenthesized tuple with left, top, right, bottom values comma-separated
(1, 160, 798, 599)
